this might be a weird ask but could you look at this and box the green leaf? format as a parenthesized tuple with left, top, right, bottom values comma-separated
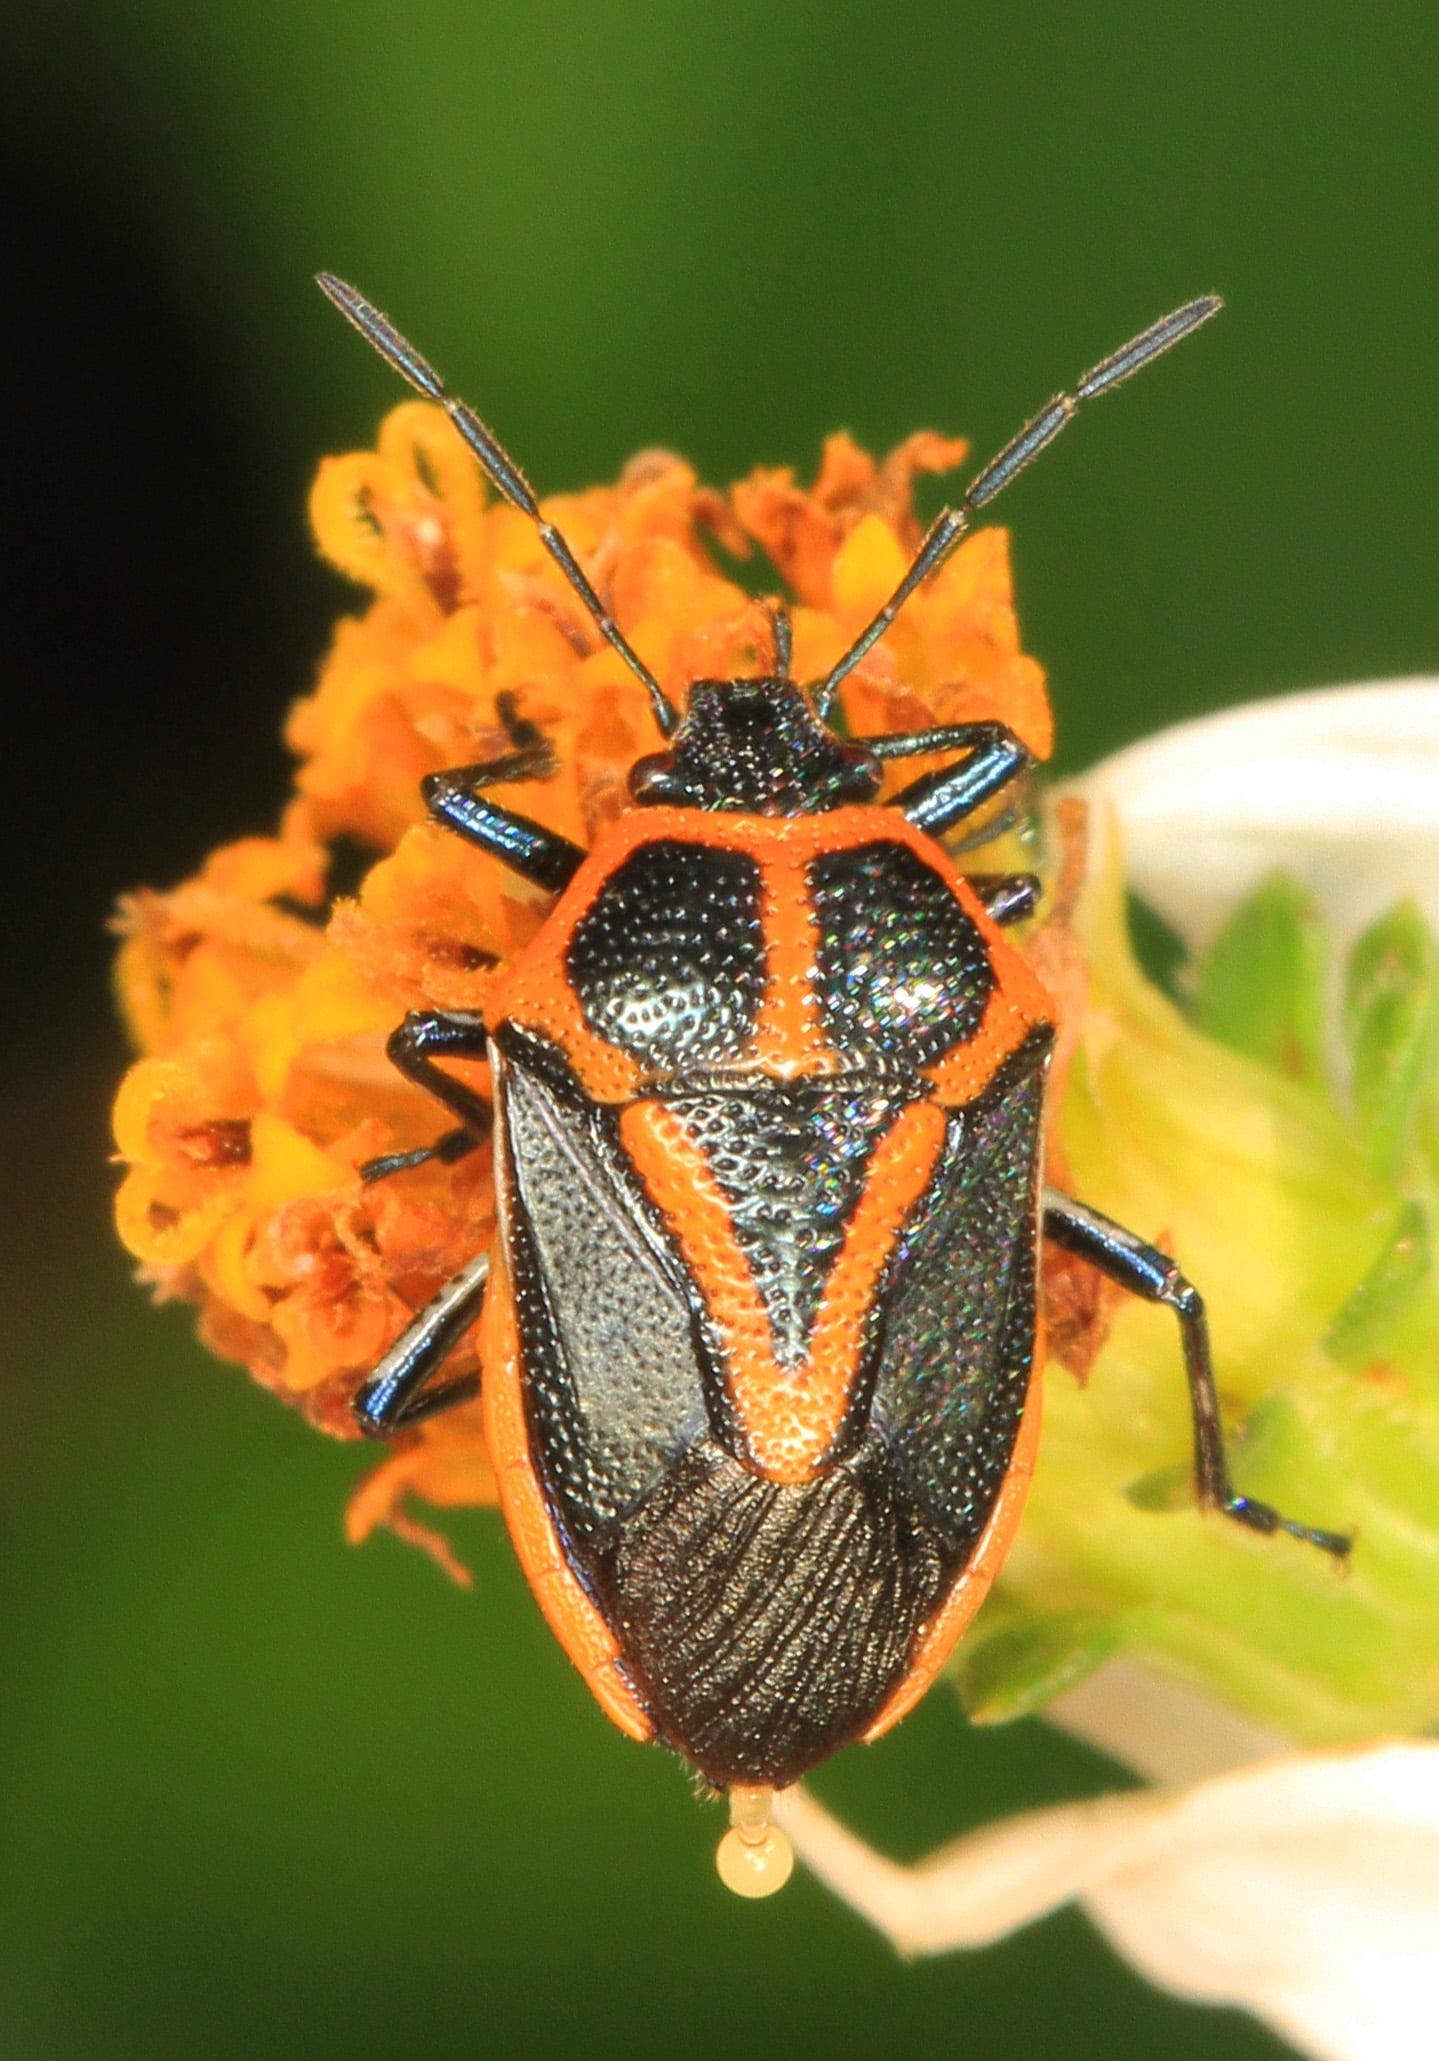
(952, 1610, 1129, 1724)
(1126, 892, 1188, 1002)
(1191, 871, 1328, 1086)
(1343, 901, 1439, 1178)
(1324, 1200, 1432, 1366)
(1123, 1459, 1193, 1513)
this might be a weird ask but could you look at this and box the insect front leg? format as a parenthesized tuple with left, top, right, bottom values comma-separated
(883, 722, 1032, 840)
(424, 745, 586, 892)
(1042, 1191, 1351, 1559)
(354, 1250, 490, 1437)
(361, 1009, 491, 1183)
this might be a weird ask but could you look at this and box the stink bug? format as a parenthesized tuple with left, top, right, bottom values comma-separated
(319, 276, 1349, 1886)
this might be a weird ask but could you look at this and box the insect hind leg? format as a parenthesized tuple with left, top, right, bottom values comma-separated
(1042, 1190, 1351, 1559)
(354, 1250, 490, 1436)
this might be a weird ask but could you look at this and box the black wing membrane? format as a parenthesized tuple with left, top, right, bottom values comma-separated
(608, 1433, 948, 1787)
(871, 1031, 1052, 1556)
(497, 1033, 707, 1544)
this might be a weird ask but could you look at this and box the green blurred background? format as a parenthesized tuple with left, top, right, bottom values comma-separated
(4, 4, 1435, 2056)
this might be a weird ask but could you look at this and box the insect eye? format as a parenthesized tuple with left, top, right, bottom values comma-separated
(629, 753, 682, 803)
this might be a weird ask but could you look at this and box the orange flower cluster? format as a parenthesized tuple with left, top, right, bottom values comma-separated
(112, 402, 1053, 1576)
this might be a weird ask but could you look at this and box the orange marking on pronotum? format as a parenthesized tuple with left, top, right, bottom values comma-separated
(747, 847, 829, 1073)
(485, 808, 1053, 1098)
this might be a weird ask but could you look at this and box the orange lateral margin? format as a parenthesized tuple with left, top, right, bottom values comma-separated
(480, 1247, 654, 1743)
(861, 1345, 1045, 1742)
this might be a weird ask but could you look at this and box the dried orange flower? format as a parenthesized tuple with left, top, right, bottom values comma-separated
(111, 404, 1052, 1574)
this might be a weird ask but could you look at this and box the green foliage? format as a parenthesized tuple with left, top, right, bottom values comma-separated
(1188, 878, 1439, 1195)
(1125, 893, 1190, 1001)
(990, 851, 1439, 1749)
(1343, 902, 1439, 1180)
(955, 1609, 1131, 1724)
(1324, 1201, 1432, 1366)
(1192, 872, 1327, 1086)
(1123, 1459, 1194, 1513)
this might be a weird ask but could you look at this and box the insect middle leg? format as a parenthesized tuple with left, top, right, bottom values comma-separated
(1042, 1190, 1351, 1558)
(361, 1008, 491, 1183)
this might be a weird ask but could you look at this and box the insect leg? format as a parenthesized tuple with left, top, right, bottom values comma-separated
(1042, 1190, 1351, 1558)
(864, 720, 998, 760)
(885, 722, 1032, 838)
(424, 747, 586, 893)
(966, 873, 1041, 925)
(769, 601, 794, 679)
(361, 1010, 491, 1184)
(354, 1249, 490, 1436)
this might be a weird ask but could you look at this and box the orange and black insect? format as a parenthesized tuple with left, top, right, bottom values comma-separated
(320, 275, 1349, 1881)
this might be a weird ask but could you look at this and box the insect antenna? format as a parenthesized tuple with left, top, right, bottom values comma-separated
(317, 274, 680, 737)
(812, 296, 1223, 720)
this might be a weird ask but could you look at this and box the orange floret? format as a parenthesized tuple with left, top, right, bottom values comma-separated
(112, 405, 1057, 1571)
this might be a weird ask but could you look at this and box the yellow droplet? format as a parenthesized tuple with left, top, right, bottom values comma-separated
(715, 1825, 795, 1899)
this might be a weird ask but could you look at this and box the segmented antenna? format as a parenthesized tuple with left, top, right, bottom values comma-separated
(812, 296, 1223, 720)
(317, 274, 679, 737)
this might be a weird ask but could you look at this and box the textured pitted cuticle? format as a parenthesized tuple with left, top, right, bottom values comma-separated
(566, 840, 765, 1070)
(809, 842, 996, 1066)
